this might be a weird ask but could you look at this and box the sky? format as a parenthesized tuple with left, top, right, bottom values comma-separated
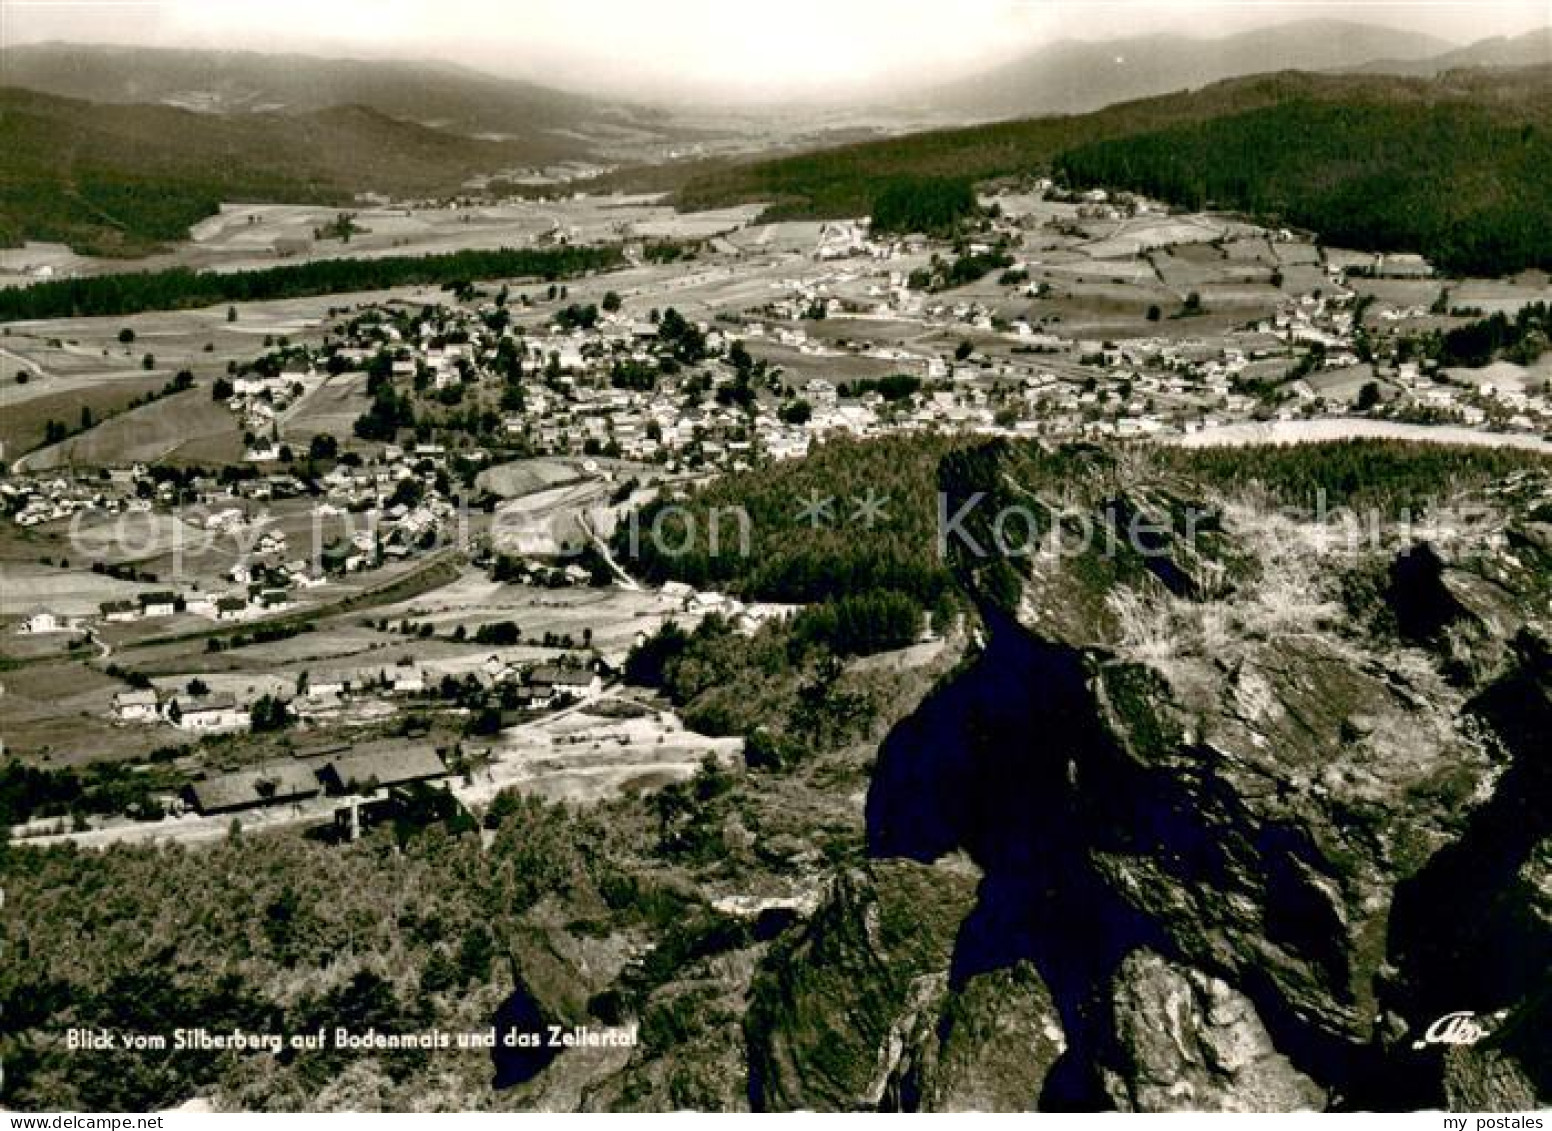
(2, 0, 1549, 101)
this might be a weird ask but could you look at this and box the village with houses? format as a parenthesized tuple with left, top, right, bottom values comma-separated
(5, 11, 1552, 1114)
(3, 179, 1551, 848)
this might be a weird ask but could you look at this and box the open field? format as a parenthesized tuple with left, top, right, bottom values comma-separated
(1350, 276, 1445, 310)
(0, 196, 767, 285)
(1443, 356, 1552, 395)
(479, 696, 743, 805)
(0, 559, 158, 617)
(0, 657, 193, 767)
(724, 220, 828, 255)
(476, 456, 591, 498)
(1039, 257, 1160, 286)
(748, 340, 908, 386)
(1079, 214, 1226, 258)
(0, 366, 170, 459)
(0, 242, 98, 283)
(278, 370, 371, 442)
(489, 479, 619, 557)
(17, 386, 243, 470)
(374, 570, 685, 657)
(1448, 273, 1552, 316)
(0, 294, 331, 395)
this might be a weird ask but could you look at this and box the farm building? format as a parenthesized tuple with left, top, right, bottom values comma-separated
(306, 671, 354, 699)
(333, 781, 470, 843)
(167, 692, 249, 732)
(139, 592, 178, 618)
(184, 764, 322, 816)
(318, 747, 447, 796)
(112, 689, 160, 723)
(528, 664, 603, 704)
(100, 600, 138, 623)
(382, 664, 425, 694)
(17, 609, 62, 635)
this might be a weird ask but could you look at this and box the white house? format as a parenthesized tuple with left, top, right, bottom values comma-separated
(112, 689, 160, 723)
(529, 665, 602, 704)
(18, 609, 62, 635)
(139, 592, 178, 618)
(167, 693, 249, 732)
(306, 671, 352, 699)
(389, 664, 425, 694)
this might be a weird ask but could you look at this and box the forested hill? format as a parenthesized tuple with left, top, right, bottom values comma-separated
(0, 86, 545, 256)
(675, 66, 1552, 276)
(1052, 98, 1552, 276)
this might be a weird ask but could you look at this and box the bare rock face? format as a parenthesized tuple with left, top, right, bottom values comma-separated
(1081, 633, 1494, 1049)
(1100, 950, 1325, 1112)
(920, 961, 1067, 1112)
(1442, 1039, 1544, 1113)
(1410, 661, 1552, 1113)
(863, 442, 1552, 1110)
(744, 857, 986, 1111)
(659, 444, 1551, 1113)
(745, 859, 1072, 1113)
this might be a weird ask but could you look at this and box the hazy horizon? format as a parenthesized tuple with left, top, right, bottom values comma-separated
(2, 0, 1549, 103)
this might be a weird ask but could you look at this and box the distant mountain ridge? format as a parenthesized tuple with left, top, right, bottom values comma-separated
(926, 19, 1453, 119)
(0, 42, 704, 257)
(0, 42, 666, 144)
(0, 84, 559, 255)
(1351, 27, 1552, 76)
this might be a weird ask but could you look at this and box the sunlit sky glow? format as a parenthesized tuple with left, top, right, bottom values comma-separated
(2, 0, 1548, 101)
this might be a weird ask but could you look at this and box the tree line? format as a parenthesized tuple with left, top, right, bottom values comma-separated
(869, 177, 979, 237)
(615, 433, 966, 612)
(0, 244, 623, 322)
(1435, 301, 1551, 368)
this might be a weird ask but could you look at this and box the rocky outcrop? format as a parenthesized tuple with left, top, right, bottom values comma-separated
(911, 961, 1067, 1112)
(1100, 950, 1324, 1111)
(1387, 538, 1546, 684)
(1075, 636, 1500, 1085)
(1394, 635, 1552, 1111)
(579, 947, 760, 1112)
(856, 442, 1552, 1110)
(561, 442, 1550, 1113)
(744, 857, 984, 1111)
(744, 858, 1073, 1112)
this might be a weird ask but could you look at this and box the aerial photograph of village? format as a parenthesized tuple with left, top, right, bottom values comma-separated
(0, 0, 1549, 1117)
